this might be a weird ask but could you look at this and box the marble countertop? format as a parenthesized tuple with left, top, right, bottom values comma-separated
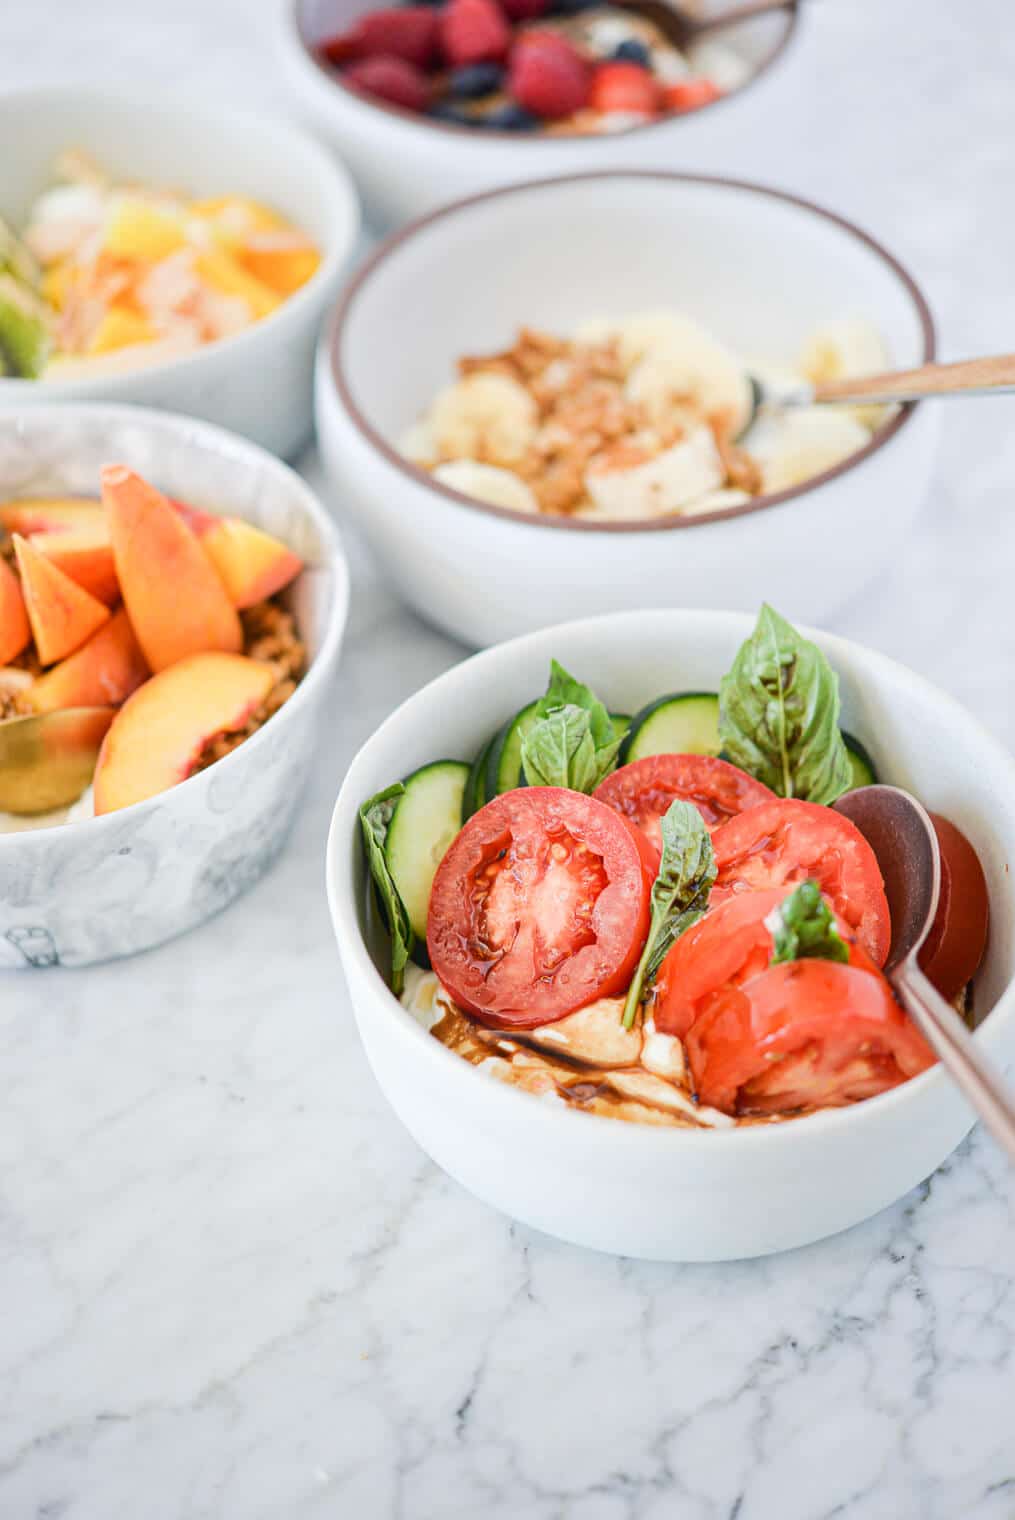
(3, 1, 1015, 1515)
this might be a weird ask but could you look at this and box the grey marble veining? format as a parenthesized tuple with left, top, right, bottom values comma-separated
(2, 1, 1015, 1516)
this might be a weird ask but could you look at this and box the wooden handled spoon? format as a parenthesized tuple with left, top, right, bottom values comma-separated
(0, 707, 113, 816)
(834, 784, 1015, 1163)
(755, 353, 1015, 412)
(614, 0, 793, 52)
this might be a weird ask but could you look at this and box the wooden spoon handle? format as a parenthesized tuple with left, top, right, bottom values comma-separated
(814, 354, 1015, 405)
(689, 0, 794, 40)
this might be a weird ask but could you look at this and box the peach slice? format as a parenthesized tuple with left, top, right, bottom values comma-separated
(12, 535, 110, 665)
(29, 525, 119, 605)
(93, 652, 275, 814)
(0, 555, 31, 665)
(194, 518, 302, 609)
(26, 608, 149, 715)
(0, 497, 104, 537)
(102, 466, 242, 671)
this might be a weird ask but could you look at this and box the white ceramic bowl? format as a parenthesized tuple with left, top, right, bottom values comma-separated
(0, 404, 349, 971)
(327, 609, 1015, 1261)
(0, 87, 360, 459)
(316, 171, 939, 648)
(279, 0, 799, 229)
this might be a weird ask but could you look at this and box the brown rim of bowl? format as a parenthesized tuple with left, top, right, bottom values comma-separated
(327, 169, 937, 537)
(292, 0, 800, 144)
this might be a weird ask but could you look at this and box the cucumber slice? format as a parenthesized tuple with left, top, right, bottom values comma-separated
(486, 699, 540, 796)
(843, 731, 878, 789)
(463, 736, 494, 821)
(386, 760, 470, 939)
(620, 692, 721, 763)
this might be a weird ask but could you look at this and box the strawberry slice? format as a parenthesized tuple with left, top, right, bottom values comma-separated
(590, 60, 660, 116)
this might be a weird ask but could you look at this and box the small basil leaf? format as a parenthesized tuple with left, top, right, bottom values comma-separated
(622, 801, 716, 1029)
(718, 603, 852, 805)
(520, 704, 622, 793)
(768, 879, 850, 966)
(538, 659, 628, 753)
(359, 783, 414, 996)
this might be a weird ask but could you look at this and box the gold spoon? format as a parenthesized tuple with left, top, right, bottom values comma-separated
(0, 707, 113, 815)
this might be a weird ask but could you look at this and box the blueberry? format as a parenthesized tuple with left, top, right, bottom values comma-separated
(428, 102, 479, 126)
(550, 0, 601, 14)
(448, 62, 504, 99)
(612, 38, 651, 65)
(482, 102, 540, 130)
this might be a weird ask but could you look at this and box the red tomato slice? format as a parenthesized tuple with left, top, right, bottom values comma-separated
(427, 786, 651, 1028)
(711, 799, 891, 966)
(593, 754, 775, 864)
(686, 960, 935, 1115)
(918, 813, 990, 1002)
(654, 885, 877, 1039)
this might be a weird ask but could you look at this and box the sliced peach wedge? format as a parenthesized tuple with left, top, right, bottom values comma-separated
(0, 497, 103, 537)
(26, 608, 150, 715)
(102, 465, 242, 671)
(93, 652, 275, 814)
(0, 555, 31, 665)
(12, 535, 110, 665)
(29, 524, 119, 605)
(179, 509, 303, 609)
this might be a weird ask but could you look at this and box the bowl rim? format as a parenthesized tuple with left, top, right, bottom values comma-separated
(325, 169, 937, 536)
(0, 84, 361, 396)
(286, 0, 800, 145)
(0, 400, 350, 849)
(327, 606, 1015, 1154)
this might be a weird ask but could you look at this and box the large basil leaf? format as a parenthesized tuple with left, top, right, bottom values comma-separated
(359, 783, 413, 996)
(768, 879, 849, 966)
(718, 604, 852, 805)
(622, 801, 716, 1029)
(521, 661, 625, 792)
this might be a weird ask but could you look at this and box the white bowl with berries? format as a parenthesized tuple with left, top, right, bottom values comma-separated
(279, 0, 799, 228)
(315, 170, 940, 647)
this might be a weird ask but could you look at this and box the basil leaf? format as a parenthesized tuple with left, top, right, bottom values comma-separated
(622, 801, 716, 1029)
(537, 659, 623, 751)
(520, 703, 622, 793)
(768, 879, 849, 966)
(359, 783, 413, 996)
(718, 604, 852, 805)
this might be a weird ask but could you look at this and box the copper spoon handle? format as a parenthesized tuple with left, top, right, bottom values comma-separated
(894, 960, 1015, 1162)
(813, 353, 1015, 405)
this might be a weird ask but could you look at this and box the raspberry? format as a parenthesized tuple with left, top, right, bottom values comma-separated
(441, 0, 511, 68)
(501, 0, 550, 20)
(343, 55, 430, 112)
(589, 61, 660, 116)
(508, 32, 591, 120)
(323, 8, 440, 70)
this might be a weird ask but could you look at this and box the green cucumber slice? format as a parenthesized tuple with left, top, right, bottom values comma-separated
(463, 736, 495, 821)
(842, 731, 878, 789)
(620, 692, 721, 763)
(486, 700, 540, 796)
(386, 760, 470, 939)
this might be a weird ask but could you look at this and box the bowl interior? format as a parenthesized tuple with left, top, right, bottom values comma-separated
(0, 88, 353, 271)
(0, 406, 339, 662)
(334, 611, 1015, 1040)
(338, 174, 930, 450)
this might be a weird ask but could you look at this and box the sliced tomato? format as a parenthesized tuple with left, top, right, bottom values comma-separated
(686, 960, 935, 1116)
(918, 813, 990, 1002)
(593, 754, 775, 864)
(427, 786, 651, 1028)
(654, 885, 876, 1039)
(711, 799, 891, 966)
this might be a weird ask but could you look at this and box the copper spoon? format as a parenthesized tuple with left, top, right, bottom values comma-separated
(0, 707, 113, 815)
(834, 784, 1015, 1162)
(754, 353, 1015, 413)
(613, 0, 793, 52)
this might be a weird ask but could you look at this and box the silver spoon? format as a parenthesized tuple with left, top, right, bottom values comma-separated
(834, 784, 1015, 1162)
(752, 352, 1015, 415)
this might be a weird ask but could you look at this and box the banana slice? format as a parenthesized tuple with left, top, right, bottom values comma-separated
(584, 424, 723, 520)
(398, 419, 438, 467)
(798, 318, 892, 429)
(433, 459, 539, 514)
(746, 409, 872, 494)
(429, 371, 538, 466)
(624, 315, 754, 437)
(681, 487, 752, 517)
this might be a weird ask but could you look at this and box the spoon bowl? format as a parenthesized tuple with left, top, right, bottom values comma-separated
(0, 707, 114, 816)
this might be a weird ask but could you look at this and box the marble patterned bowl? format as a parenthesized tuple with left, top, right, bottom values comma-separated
(0, 405, 349, 970)
(0, 87, 360, 459)
(326, 609, 1015, 1261)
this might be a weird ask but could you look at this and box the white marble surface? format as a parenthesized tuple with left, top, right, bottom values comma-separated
(3, 1, 1015, 1515)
